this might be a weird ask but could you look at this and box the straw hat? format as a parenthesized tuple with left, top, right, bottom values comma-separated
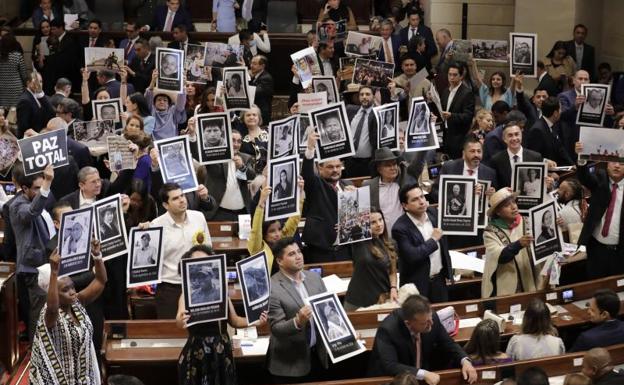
(487, 188, 517, 217)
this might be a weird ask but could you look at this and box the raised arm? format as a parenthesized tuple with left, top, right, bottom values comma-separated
(468, 59, 484, 88)
(81, 68, 91, 105)
(249, 185, 271, 254)
(77, 239, 107, 305)
(44, 249, 61, 329)
(120, 68, 128, 106)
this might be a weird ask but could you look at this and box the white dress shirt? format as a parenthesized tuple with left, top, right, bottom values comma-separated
(462, 162, 478, 178)
(151, 210, 212, 284)
(575, 43, 584, 71)
(220, 160, 246, 210)
(407, 212, 442, 277)
(593, 178, 624, 245)
(285, 272, 316, 347)
(508, 147, 523, 164)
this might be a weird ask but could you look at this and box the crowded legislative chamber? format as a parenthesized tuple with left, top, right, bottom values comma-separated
(1, 0, 624, 385)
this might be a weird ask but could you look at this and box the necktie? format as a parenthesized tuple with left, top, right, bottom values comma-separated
(411, 28, 417, 41)
(513, 155, 519, 163)
(89, 38, 95, 47)
(383, 39, 393, 64)
(164, 11, 174, 32)
(467, 169, 474, 176)
(125, 40, 132, 56)
(414, 333, 422, 369)
(601, 183, 618, 237)
(353, 110, 367, 151)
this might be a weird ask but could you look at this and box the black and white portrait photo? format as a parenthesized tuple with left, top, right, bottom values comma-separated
(58, 206, 94, 277)
(97, 204, 120, 241)
(269, 116, 296, 159)
(236, 251, 270, 324)
(315, 300, 350, 341)
(297, 115, 311, 152)
(477, 180, 491, 229)
(317, 110, 346, 146)
(156, 47, 184, 92)
(155, 136, 198, 193)
(272, 163, 295, 202)
(379, 109, 396, 139)
(510, 33, 537, 77)
(132, 232, 158, 268)
(529, 200, 563, 265)
(225, 71, 247, 98)
(312, 76, 339, 104)
(182, 254, 228, 326)
(92, 98, 122, 124)
(409, 102, 429, 135)
(196, 113, 234, 165)
(201, 118, 227, 149)
(127, 227, 164, 288)
(374, 102, 400, 151)
(309, 102, 354, 161)
(438, 176, 477, 235)
(405, 97, 438, 152)
(512, 162, 546, 212)
(577, 84, 611, 127)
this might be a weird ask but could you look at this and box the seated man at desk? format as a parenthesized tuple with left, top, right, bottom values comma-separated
(571, 289, 624, 352)
(368, 294, 477, 384)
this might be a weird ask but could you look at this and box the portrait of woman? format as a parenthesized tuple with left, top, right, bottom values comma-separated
(521, 168, 541, 197)
(273, 168, 293, 200)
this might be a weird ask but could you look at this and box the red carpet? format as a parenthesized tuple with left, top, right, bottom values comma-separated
(7, 352, 29, 385)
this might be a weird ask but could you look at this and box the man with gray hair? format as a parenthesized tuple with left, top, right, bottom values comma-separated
(49, 78, 72, 109)
(56, 98, 82, 137)
(59, 166, 130, 210)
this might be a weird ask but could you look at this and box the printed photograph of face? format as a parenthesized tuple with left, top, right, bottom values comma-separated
(445, 182, 470, 217)
(317, 110, 346, 146)
(97, 204, 120, 241)
(314, 80, 336, 104)
(583, 88, 606, 115)
(272, 163, 294, 201)
(535, 207, 556, 245)
(160, 52, 180, 79)
(379, 108, 396, 139)
(188, 261, 222, 307)
(519, 167, 542, 197)
(99, 104, 118, 121)
(409, 102, 429, 135)
(62, 213, 90, 257)
(201, 118, 227, 149)
(273, 122, 294, 157)
(162, 142, 190, 178)
(298, 116, 311, 146)
(315, 299, 349, 342)
(132, 231, 159, 268)
(226, 72, 246, 98)
(513, 38, 532, 65)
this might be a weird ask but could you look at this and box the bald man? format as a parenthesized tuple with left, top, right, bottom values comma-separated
(582, 348, 624, 385)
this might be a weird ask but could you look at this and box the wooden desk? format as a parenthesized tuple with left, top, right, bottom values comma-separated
(0, 263, 18, 373)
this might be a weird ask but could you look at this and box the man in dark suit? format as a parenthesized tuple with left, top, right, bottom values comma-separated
(559, 70, 590, 113)
(344, 86, 378, 178)
(440, 62, 475, 159)
(392, 183, 453, 303)
(571, 289, 624, 352)
(490, 123, 543, 189)
(434, 28, 453, 91)
(368, 294, 477, 382)
(49, 18, 81, 92)
(575, 141, 624, 279)
(582, 348, 624, 385)
(301, 130, 352, 263)
(526, 97, 574, 166)
(49, 78, 72, 110)
(167, 24, 198, 50)
(514, 72, 550, 131)
(199, 130, 255, 221)
(377, 19, 400, 66)
(59, 166, 130, 210)
(96, 70, 135, 99)
(536, 60, 560, 98)
(249, 55, 274, 126)
(79, 19, 107, 92)
(119, 20, 141, 64)
(267, 237, 328, 382)
(151, 0, 194, 32)
(564, 24, 596, 80)
(399, 10, 436, 68)
(126, 38, 155, 94)
(16, 72, 55, 138)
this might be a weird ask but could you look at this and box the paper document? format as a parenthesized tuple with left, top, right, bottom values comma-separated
(450, 250, 484, 273)
(458, 317, 482, 329)
(322, 274, 350, 294)
(119, 338, 187, 348)
(241, 337, 270, 356)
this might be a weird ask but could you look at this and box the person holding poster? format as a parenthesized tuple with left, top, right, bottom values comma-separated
(176, 245, 267, 385)
(145, 69, 188, 140)
(482, 188, 537, 298)
(29, 244, 106, 385)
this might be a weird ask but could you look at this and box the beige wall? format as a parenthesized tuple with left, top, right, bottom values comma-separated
(600, 0, 624, 69)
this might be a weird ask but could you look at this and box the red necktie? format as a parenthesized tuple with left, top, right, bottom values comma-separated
(467, 169, 474, 176)
(601, 183, 618, 237)
(414, 333, 421, 369)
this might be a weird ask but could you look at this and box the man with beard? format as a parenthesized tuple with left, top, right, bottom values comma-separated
(344, 86, 378, 177)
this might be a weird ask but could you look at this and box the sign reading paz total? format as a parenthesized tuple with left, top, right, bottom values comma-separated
(18, 129, 69, 176)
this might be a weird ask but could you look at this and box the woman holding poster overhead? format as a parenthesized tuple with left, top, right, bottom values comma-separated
(29, 243, 107, 385)
(176, 245, 267, 385)
(482, 188, 537, 298)
(344, 208, 398, 311)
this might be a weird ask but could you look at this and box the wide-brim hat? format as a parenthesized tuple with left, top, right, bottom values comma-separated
(487, 188, 517, 217)
(370, 147, 400, 175)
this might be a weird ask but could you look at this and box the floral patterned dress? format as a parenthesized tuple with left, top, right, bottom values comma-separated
(178, 321, 236, 385)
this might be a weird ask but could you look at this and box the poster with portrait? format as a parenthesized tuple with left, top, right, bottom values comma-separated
(84, 47, 124, 73)
(185, 43, 210, 84)
(312, 76, 340, 104)
(223, 67, 250, 110)
(268, 115, 298, 160)
(290, 47, 321, 89)
(93, 194, 128, 261)
(373, 102, 399, 150)
(337, 186, 371, 245)
(235, 251, 270, 325)
(297, 114, 312, 152)
(195, 112, 233, 164)
(107, 135, 136, 171)
(352, 58, 394, 88)
(576, 84, 611, 127)
(509, 33, 537, 78)
(471, 39, 509, 62)
(156, 47, 184, 93)
(578, 126, 624, 163)
(529, 200, 564, 265)
(58, 206, 94, 277)
(405, 97, 439, 152)
(477, 180, 491, 229)
(182, 254, 228, 326)
(0, 132, 19, 177)
(266, 154, 300, 221)
(307, 292, 365, 364)
(17, 129, 69, 176)
(438, 176, 478, 236)
(512, 162, 546, 212)
(154, 135, 198, 193)
(92, 98, 123, 124)
(345, 31, 383, 57)
(127, 226, 163, 288)
(308, 102, 354, 161)
(74, 120, 116, 149)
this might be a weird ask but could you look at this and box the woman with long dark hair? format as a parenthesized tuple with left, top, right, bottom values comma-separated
(195, 87, 224, 115)
(464, 319, 511, 365)
(123, 92, 155, 135)
(544, 40, 576, 91)
(0, 33, 28, 108)
(32, 20, 51, 71)
(317, 0, 357, 31)
(469, 58, 515, 110)
(344, 208, 398, 311)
